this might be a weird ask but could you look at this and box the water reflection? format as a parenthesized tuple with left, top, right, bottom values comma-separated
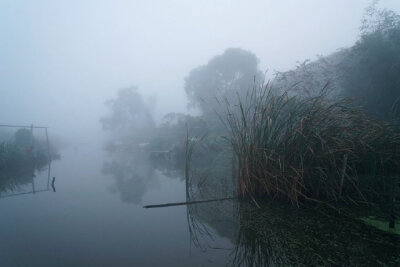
(102, 134, 188, 204)
(0, 161, 53, 198)
(185, 149, 239, 251)
(185, 185, 400, 266)
(0, 127, 58, 198)
(183, 147, 400, 266)
(231, 201, 400, 266)
(101, 135, 400, 266)
(102, 151, 156, 204)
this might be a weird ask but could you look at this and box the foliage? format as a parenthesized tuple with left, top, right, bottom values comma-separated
(274, 4, 400, 120)
(101, 87, 155, 131)
(0, 139, 51, 193)
(360, 0, 400, 36)
(144, 49, 263, 157)
(273, 50, 347, 98)
(13, 128, 34, 148)
(101, 87, 156, 148)
(338, 14, 400, 119)
(14, 128, 33, 148)
(184, 48, 263, 116)
(0, 142, 33, 171)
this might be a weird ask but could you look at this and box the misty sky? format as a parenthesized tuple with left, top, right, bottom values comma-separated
(1, 0, 400, 144)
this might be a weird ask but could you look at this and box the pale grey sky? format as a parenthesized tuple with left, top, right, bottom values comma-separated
(1, 0, 399, 143)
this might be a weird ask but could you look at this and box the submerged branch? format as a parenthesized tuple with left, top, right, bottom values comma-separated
(143, 197, 237, 208)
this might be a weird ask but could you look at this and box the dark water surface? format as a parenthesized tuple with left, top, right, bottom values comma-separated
(0, 147, 234, 267)
(1, 145, 399, 266)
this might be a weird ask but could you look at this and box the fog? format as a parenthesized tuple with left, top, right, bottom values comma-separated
(1, 0, 400, 144)
(2, 2, 400, 265)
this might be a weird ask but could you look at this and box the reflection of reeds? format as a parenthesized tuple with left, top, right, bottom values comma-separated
(222, 83, 400, 206)
(231, 202, 294, 266)
(184, 132, 238, 251)
(184, 130, 205, 200)
(185, 130, 212, 249)
(186, 201, 216, 250)
(231, 201, 400, 266)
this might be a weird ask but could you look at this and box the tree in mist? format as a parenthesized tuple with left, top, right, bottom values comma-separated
(100, 87, 155, 147)
(184, 48, 263, 116)
(273, 50, 348, 97)
(338, 4, 400, 119)
(274, 4, 400, 120)
(14, 128, 33, 148)
(150, 112, 209, 161)
(360, 0, 400, 36)
(148, 48, 263, 158)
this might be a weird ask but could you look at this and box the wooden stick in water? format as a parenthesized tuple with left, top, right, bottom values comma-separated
(143, 197, 237, 209)
(51, 177, 56, 192)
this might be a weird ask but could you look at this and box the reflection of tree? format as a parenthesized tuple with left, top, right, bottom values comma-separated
(0, 159, 50, 197)
(0, 131, 51, 195)
(101, 87, 160, 204)
(0, 167, 36, 193)
(102, 151, 156, 204)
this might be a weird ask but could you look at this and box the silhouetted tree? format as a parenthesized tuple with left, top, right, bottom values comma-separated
(14, 128, 33, 148)
(273, 50, 347, 98)
(339, 4, 400, 119)
(184, 48, 263, 116)
(101, 87, 155, 145)
(274, 4, 400, 120)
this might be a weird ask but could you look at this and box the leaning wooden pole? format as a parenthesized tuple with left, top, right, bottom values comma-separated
(30, 124, 34, 150)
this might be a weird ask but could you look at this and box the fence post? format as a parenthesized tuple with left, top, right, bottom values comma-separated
(45, 128, 50, 160)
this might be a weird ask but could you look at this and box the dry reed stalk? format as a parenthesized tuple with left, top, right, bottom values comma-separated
(221, 83, 400, 206)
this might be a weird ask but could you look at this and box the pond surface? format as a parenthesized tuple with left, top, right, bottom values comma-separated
(0, 146, 234, 266)
(0, 145, 399, 266)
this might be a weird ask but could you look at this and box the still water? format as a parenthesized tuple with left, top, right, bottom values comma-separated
(0, 145, 235, 266)
(0, 145, 399, 266)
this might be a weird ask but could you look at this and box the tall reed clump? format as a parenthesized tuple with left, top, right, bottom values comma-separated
(221, 83, 400, 206)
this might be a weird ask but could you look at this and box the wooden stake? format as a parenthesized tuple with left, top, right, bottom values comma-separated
(45, 128, 50, 159)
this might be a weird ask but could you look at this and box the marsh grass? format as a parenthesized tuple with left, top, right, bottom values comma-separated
(221, 83, 400, 206)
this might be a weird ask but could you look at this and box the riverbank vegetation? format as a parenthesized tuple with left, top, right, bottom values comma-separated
(223, 83, 400, 210)
(187, 4, 400, 225)
(101, 3, 400, 232)
(217, 5, 400, 223)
